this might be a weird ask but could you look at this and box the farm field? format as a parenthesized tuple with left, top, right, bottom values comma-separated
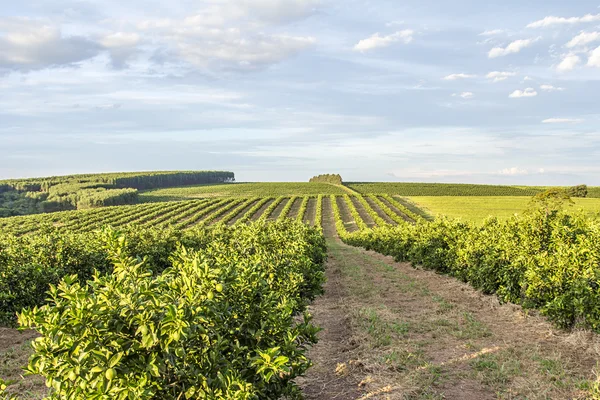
(0, 194, 418, 236)
(2, 184, 600, 398)
(406, 195, 600, 223)
(349, 182, 600, 197)
(139, 182, 349, 201)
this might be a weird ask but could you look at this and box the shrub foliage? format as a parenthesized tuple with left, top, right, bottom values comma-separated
(2, 221, 325, 399)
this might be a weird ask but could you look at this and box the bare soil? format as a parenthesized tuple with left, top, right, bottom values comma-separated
(377, 196, 413, 223)
(267, 198, 290, 220)
(365, 197, 397, 226)
(287, 197, 303, 220)
(304, 198, 317, 226)
(250, 198, 275, 221)
(349, 197, 376, 228)
(336, 197, 359, 233)
(227, 199, 259, 225)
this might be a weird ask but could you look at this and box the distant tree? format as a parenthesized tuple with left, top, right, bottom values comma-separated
(309, 174, 343, 185)
(566, 184, 587, 198)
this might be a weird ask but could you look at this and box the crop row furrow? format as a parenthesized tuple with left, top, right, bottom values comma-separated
(235, 197, 273, 225)
(175, 199, 233, 229)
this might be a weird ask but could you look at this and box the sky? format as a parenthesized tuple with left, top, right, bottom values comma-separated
(1, 1, 600, 184)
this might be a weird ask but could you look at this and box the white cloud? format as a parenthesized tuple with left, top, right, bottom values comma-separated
(99, 32, 141, 68)
(588, 46, 600, 67)
(100, 32, 140, 48)
(566, 31, 600, 48)
(499, 167, 529, 176)
(557, 54, 581, 71)
(0, 17, 100, 70)
(488, 37, 541, 58)
(480, 29, 505, 36)
(509, 88, 537, 98)
(486, 71, 517, 82)
(137, 4, 318, 71)
(542, 118, 583, 123)
(353, 30, 414, 52)
(540, 84, 564, 92)
(452, 92, 474, 99)
(240, 0, 320, 23)
(527, 14, 600, 28)
(443, 73, 476, 80)
(178, 34, 316, 69)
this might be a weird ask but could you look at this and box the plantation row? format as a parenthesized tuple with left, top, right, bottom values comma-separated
(0, 171, 235, 217)
(0, 195, 415, 236)
(1, 221, 326, 398)
(348, 182, 600, 197)
(330, 195, 600, 333)
(138, 182, 349, 202)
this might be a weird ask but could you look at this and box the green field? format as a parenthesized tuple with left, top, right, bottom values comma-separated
(4, 176, 600, 398)
(140, 182, 348, 201)
(405, 196, 600, 223)
(348, 182, 600, 198)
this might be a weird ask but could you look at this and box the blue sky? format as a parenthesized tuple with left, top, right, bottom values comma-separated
(1, 0, 600, 184)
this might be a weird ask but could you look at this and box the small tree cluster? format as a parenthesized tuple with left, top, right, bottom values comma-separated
(566, 184, 588, 198)
(309, 174, 343, 185)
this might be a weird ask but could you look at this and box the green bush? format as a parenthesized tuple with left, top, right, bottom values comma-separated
(567, 184, 588, 198)
(2, 221, 325, 399)
(342, 206, 600, 332)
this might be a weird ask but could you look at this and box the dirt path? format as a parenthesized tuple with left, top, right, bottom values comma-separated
(297, 238, 366, 400)
(304, 198, 317, 226)
(300, 209, 600, 400)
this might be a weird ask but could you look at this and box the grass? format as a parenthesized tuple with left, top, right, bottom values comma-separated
(139, 182, 347, 201)
(323, 238, 599, 399)
(406, 196, 600, 223)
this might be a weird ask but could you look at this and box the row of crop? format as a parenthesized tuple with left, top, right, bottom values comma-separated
(259, 196, 286, 221)
(366, 195, 405, 224)
(203, 198, 247, 225)
(0, 201, 162, 235)
(149, 201, 212, 229)
(341, 195, 368, 230)
(278, 196, 298, 220)
(235, 197, 273, 224)
(140, 201, 208, 229)
(1, 221, 326, 398)
(315, 195, 323, 230)
(330, 195, 348, 237)
(70, 202, 174, 232)
(342, 207, 600, 332)
(219, 198, 259, 225)
(0, 198, 275, 236)
(296, 196, 310, 223)
(379, 194, 424, 222)
(172, 199, 232, 229)
(353, 195, 388, 226)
